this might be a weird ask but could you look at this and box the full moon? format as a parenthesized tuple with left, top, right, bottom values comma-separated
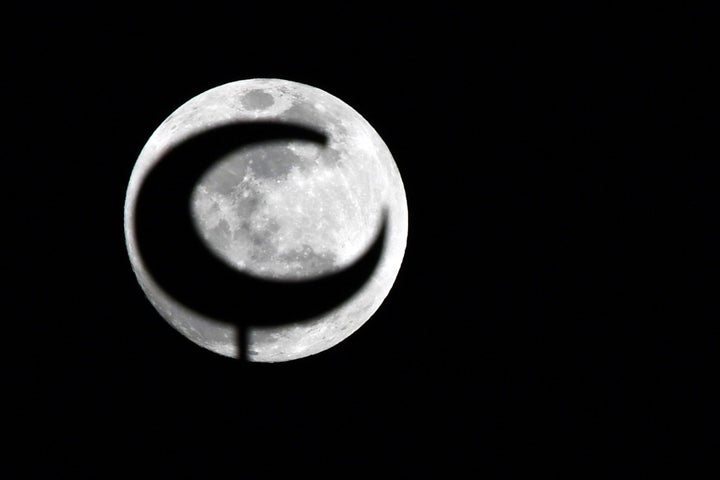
(124, 79, 408, 362)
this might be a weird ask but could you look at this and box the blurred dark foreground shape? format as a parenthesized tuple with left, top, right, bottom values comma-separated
(133, 121, 387, 360)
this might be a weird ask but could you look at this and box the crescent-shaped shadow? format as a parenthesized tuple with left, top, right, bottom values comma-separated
(133, 121, 387, 360)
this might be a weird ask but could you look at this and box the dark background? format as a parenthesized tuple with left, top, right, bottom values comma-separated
(7, 3, 718, 478)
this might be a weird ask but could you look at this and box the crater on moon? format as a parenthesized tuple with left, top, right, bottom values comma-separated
(240, 89, 275, 110)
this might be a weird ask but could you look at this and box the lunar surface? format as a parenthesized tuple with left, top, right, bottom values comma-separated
(124, 79, 408, 362)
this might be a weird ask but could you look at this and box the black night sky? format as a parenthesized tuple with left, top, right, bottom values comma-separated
(7, 4, 719, 478)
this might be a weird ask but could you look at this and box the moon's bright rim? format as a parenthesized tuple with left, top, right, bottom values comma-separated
(124, 79, 408, 362)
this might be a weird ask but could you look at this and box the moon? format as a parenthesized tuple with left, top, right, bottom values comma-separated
(124, 78, 408, 362)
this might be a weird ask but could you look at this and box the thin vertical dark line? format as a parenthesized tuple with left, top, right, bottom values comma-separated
(238, 325, 248, 361)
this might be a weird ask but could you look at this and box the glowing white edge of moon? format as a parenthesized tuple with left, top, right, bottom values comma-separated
(124, 78, 408, 362)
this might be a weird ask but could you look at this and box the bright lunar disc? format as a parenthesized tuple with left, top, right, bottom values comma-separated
(124, 79, 408, 362)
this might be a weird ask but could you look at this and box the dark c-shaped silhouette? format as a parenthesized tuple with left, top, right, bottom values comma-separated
(133, 121, 386, 360)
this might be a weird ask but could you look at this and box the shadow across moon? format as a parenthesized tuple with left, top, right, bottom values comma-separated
(133, 121, 387, 360)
